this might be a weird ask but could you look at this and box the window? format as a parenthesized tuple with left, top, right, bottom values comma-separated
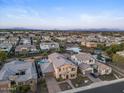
(72, 68, 75, 71)
(30, 81, 32, 84)
(71, 74, 75, 77)
(59, 74, 61, 78)
(89, 59, 93, 62)
(18, 82, 23, 85)
(59, 68, 61, 72)
(63, 68, 64, 71)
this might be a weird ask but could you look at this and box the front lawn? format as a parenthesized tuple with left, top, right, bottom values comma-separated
(70, 74, 92, 88)
(59, 82, 72, 91)
(56, 77, 66, 82)
(99, 73, 117, 81)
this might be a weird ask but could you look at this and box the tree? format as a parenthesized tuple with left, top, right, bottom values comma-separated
(97, 44, 107, 51)
(0, 51, 7, 62)
(105, 43, 124, 57)
(58, 46, 65, 53)
(11, 85, 30, 93)
(42, 51, 48, 56)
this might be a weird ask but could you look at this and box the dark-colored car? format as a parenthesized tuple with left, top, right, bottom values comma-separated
(90, 73, 98, 78)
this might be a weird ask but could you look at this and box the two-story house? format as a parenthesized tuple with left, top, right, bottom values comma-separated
(95, 61, 112, 75)
(0, 60, 37, 92)
(40, 53, 77, 79)
(71, 52, 95, 75)
(40, 42, 59, 51)
(71, 52, 95, 65)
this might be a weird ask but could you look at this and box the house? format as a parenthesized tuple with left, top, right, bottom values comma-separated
(95, 62, 112, 75)
(79, 63, 93, 75)
(40, 42, 59, 51)
(0, 60, 37, 92)
(48, 53, 77, 79)
(41, 36, 51, 41)
(116, 51, 124, 57)
(0, 36, 6, 43)
(3, 37, 19, 45)
(86, 42, 97, 48)
(19, 38, 31, 45)
(15, 37, 38, 55)
(0, 81, 11, 93)
(15, 45, 38, 55)
(40, 62, 54, 77)
(56, 37, 67, 41)
(81, 41, 97, 48)
(71, 52, 95, 65)
(0, 43, 13, 53)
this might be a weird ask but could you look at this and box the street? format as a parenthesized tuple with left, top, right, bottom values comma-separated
(77, 81, 124, 93)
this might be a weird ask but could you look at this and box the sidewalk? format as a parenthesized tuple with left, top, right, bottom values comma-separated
(59, 78, 124, 93)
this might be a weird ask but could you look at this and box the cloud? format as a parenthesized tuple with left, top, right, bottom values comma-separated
(79, 13, 124, 28)
(0, 5, 124, 29)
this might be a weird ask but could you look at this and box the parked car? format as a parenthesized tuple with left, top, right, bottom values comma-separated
(90, 73, 98, 78)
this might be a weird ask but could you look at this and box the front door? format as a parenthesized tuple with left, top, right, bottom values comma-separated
(66, 75, 69, 79)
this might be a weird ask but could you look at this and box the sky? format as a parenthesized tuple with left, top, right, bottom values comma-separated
(0, 0, 124, 29)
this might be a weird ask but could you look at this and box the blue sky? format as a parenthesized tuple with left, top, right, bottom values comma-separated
(0, 0, 124, 29)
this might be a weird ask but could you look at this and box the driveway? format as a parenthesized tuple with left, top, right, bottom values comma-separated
(109, 64, 124, 77)
(86, 74, 101, 82)
(36, 79, 42, 93)
(45, 77, 61, 93)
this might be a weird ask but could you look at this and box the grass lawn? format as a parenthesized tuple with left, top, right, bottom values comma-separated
(59, 82, 72, 91)
(70, 74, 92, 88)
(56, 77, 66, 82)
(99, 73, 117, 81)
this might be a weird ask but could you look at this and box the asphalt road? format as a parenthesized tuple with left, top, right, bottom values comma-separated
(77, 81, 124, 93)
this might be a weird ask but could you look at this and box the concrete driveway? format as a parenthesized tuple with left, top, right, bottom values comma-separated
(86, 74, 101, 82)
(45, 77, 61, 93)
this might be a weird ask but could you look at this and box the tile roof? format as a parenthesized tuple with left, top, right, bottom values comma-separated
(74, 52, 93, 61)
(0, 60, 37, 82)
(96, 61, 111, 70)
(79, 63, 91, 70)
(48, 53, 75, 68)
(40, 62, 54, 74)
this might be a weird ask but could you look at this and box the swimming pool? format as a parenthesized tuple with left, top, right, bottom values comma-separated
(37, 59, 48, 64)
(66, 47, 81, 53)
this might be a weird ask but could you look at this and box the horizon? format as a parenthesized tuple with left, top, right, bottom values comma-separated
(0, 0, 124, 30)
